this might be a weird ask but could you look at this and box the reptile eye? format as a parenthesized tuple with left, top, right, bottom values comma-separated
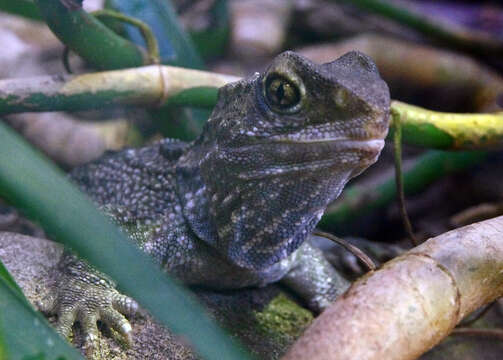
(265, 75, 301, 112)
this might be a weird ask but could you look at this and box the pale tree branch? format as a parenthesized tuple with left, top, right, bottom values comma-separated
(283, 216, 503, 360)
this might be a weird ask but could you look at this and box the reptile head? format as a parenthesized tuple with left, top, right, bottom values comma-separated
(182, 51, 390, 270)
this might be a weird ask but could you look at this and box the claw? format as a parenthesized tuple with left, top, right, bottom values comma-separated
(82, 331, 99, 359)
(100, 308, 133, 347)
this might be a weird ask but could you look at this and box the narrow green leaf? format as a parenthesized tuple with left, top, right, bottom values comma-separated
(0, 278, 83, 360)
(0, 258, 31, 306)
(189, 0, 230, 59)
(0, 121, 251, 359)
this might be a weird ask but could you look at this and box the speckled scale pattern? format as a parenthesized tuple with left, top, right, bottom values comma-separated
(70, 139, 202, 270)
(71, 139, 185, 220)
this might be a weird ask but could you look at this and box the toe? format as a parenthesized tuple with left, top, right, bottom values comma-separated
(80, 313, 100, 358)
(55, 308, 77, 339)
(112, 293, 138, 317)
(100, 307, 133, 346)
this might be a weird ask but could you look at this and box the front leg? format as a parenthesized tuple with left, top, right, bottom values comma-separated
(280, 239, 350, 313)
(39, 206, 146, 358)
(39, 251, 138, 358)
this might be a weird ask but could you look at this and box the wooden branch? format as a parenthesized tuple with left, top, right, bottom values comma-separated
(284, 216, 503, 360)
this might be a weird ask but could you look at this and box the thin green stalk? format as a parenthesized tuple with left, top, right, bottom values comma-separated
(393, 115, 418, 246)
(91, 9, 161, 64)
(105, 0, 204, 69)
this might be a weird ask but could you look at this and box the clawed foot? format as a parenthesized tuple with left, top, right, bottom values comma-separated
(38, 272, 138, 359)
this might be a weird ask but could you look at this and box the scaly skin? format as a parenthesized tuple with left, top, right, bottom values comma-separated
(40, 51, 390, 357)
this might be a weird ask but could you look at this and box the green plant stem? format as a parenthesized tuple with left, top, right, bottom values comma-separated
(391, 101, 503, 150)
(0, 66, 238, 115)
(392, 116, 418, 246)
(337, 0, 503, 54)
(319, 150, 488, 230)
(34, 0, 149, 70)
(0, 121, 251, 360)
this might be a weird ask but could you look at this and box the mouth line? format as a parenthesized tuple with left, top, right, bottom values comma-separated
(270, 138, 385, 151)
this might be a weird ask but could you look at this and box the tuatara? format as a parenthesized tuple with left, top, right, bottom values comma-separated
(39, 51, 390, 355)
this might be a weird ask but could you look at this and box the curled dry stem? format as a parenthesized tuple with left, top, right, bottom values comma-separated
(313, 230, 376, 271)
(452, 327, 503, 342)
(91, 9, 161, 65)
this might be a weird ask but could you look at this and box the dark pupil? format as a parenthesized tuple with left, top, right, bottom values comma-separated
(266, 76, 300, 110)
(277, 84, 285, 102)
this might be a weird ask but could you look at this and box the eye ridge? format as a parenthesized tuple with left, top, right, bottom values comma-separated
(265, 74, 301, 111)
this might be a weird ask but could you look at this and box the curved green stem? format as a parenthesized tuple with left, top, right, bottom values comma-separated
(35, 0, 149, 70)
(91, 9, 160, 64)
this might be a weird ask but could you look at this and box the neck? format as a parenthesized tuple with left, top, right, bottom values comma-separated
(176, 139, 352, 270)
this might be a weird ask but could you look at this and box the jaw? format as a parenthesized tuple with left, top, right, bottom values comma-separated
(228, 137, 385, 182)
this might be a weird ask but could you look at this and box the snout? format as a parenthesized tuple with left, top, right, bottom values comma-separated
(363, 108, 390, 142)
